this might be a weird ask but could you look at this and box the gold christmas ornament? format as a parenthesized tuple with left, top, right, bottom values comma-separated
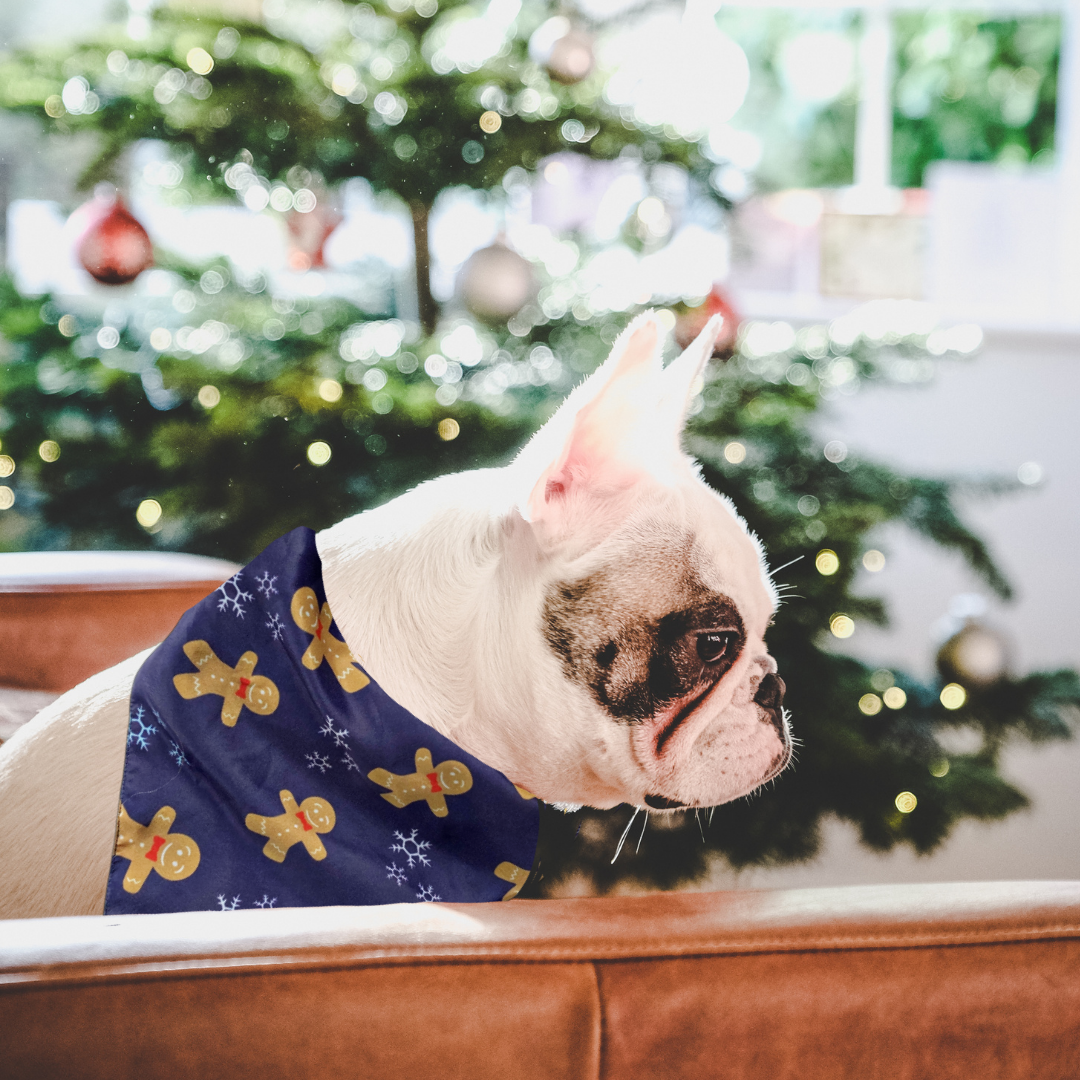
(937, 620, 1009, 686)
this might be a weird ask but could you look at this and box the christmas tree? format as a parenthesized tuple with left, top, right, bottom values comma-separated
(0, 0, 1075, 893)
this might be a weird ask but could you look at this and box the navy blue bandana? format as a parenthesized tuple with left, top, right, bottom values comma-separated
(104, 527, 539, 915)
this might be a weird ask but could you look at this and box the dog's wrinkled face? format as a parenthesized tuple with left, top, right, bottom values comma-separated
(513, 312, 790, 810)
(541, 514, 788, 810)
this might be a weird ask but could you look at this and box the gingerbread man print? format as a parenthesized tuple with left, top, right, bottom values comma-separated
(494, 861, 530, 901)
(291, 587, 370, 693)
(245, 790, 336, 863)
(115, 804, 201, 894)
(368, 747, 473, 817)
(173, 640, 280, 726)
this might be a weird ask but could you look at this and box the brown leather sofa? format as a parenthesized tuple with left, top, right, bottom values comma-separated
(2, 880, 1078, 1079)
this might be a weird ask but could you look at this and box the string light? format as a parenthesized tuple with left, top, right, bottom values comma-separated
(883, 686, 907, 709)
(437, 418, 460, 441)
(940, 683, 967, 710)
(318, 379, 343, 402)
(815, 549, 839, 575)
(186, 47, 214, 75)
(136, 499, 162, 528)
(895, 791, 917, 813)
(307, 441, 332, 465)
(863, 550, 886, 572)
(858, 693, 882, 715)
(830, 614, 854, 638)
(38, 440, 60, 462)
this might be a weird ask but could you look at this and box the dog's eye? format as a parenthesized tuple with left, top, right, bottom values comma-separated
(697, 631, 736, 664)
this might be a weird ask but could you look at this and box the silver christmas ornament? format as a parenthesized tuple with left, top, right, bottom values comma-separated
(458, 242, 536, 323)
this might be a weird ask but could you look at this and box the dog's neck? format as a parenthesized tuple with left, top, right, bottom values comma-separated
(317, 467, 539, 779)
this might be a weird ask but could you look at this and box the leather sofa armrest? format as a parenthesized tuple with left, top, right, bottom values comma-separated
(2, 881, 1079, 1079)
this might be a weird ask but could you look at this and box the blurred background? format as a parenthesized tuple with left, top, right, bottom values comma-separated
(0, 0, 1076, 896)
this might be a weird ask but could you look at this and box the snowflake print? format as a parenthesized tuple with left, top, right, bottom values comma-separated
(319, 715, 349, 747)
(127, 705, 157, 750)
(391, 829, 431, 868)
(216, 572, 253, 617)
(305, 751, 332, 774)
(253, 895, 277, 909)
(216, 894, 241, 911)
(255, 571, 278, 599)
(167, 740, 189, 768)
(342, 751, 360, 772)
(386, 863, 407, 887)
(416, 884, 441, 903)
(266, 613, 286, 641)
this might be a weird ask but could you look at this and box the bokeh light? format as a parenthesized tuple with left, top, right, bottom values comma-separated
(149, 328, 172, 351)
(479, 110, 502, 133)
(136, 499, 162, 528)
(58, 314, 77, 337)
(815, 549, 839, 576)
(859, 693, 882, 715)
(830, 614, 854, 638)
(198, 385, 221, 408)
(870, 668, 894, 691)
(38, 440, 60, 462)
(863, 550, 886, 572)
(318, 379, 344, 402)
(883, 686, 907, 710)
(186, 47, 214, 75)
(0, 487, 13, 510)
(940, 683, 967, 710)
(1017, 461, 1043, 485)
(438, 418, 460, 441)
(0, 456, 13, 478)
(895, 791, 917, 813)
(723, 441, 746, 464)
(929, 759, 950, 778)
(307, 441, 332, 466)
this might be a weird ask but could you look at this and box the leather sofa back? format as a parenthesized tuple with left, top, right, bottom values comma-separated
(2, 881, 1078, 1079)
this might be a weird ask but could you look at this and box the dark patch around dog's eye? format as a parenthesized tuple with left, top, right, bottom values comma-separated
(596, 640, 617, 668)
(542, 564, 745, 724)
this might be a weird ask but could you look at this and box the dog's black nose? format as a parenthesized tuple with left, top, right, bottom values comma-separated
(754, 673, 786, 734)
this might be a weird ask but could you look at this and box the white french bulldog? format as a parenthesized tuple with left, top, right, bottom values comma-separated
(0, 313, 789, 919)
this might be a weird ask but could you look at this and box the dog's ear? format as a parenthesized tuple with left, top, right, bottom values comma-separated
(515, 313, 663, 540)
(655, 314, 725, 452)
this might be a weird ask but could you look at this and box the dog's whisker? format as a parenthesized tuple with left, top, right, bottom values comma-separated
(636, 810, 649, 853)
(769, 555, 804, 577)
(611, 807, 640, 864)
(696, 808, 706, 843)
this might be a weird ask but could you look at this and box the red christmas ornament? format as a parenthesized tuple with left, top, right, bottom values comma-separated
(286, 203, 343, 272)
(674, 285, 741, 358)
(75, 195, 154, 285)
